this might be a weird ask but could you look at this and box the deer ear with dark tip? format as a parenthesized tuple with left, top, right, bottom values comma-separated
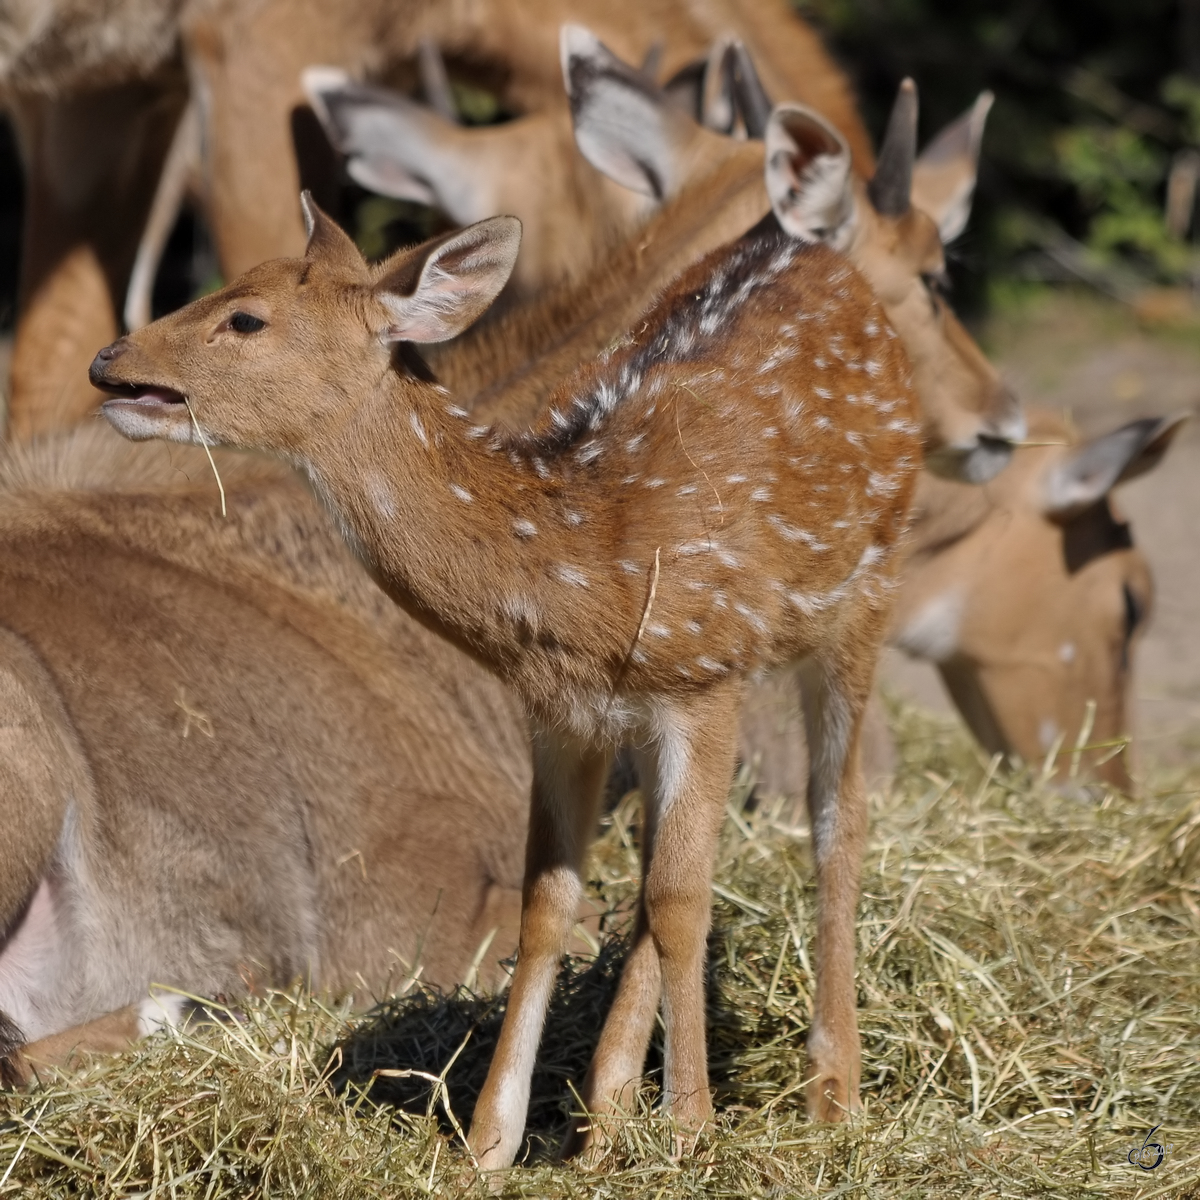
(1042, 414, 1189, 518)
(867, 78, 918, 218)
(700, 38, 736, 134)
(765, 104, 855, 247)
(561, 23, 695, 200)
(730, 42, 772, 139)
(299, 191, 366, 271)
(373, 215, 521, 343)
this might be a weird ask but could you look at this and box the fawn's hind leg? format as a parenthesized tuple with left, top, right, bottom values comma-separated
(796, 635, 880, 1122)
(573, 684, 742, 1156)
(468, 728, 610, 1172)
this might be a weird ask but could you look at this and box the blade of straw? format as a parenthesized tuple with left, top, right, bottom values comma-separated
(184, 397, 227, 518)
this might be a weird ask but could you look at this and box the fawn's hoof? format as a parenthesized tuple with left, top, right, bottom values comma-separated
(804, 1068, 862, 1122)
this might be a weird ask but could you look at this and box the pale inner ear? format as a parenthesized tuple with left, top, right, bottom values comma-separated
(1042, 414, 1188, 517)
(911, 92, 993, 244)
(764, 105, 854, 247)
(375, 216, 521, 343)
(563, 23, 691, 200)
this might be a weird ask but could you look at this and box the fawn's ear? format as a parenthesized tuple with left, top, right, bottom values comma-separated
(562, 23, 696, 200)
(1042, 414, 1188, 518)
(911, 91, 993, 244)
(372, 216, 521, 343)
(764, 104, 854, 246)
(300, 190, 366, 271)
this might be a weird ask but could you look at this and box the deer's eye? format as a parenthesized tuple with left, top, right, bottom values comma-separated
(921, 269, 951, 300)
(228, 311, 266, 334)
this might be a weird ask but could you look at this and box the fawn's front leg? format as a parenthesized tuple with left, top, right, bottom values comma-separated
(796, 651, 873, 1122)
(574, 685, 742, 1154)
(468, 729, 610, 1172)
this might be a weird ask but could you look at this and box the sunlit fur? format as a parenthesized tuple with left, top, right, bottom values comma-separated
(0, 422, 540, 1080)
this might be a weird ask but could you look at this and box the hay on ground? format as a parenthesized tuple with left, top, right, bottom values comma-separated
(2, 701, 1198, 1198)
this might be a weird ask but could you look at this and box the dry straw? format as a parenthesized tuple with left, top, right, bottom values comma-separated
(2, 700, 1198, 1198)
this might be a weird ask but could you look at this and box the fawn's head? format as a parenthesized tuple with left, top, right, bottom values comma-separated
(92, 198, 521, 455)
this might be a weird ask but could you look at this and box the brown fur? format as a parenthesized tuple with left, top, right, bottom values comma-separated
(0, 422, 539, 1072)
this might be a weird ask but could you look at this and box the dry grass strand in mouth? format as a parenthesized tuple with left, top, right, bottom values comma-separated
(2, 699, 1198, 1198)
(184, 396, 227, 518)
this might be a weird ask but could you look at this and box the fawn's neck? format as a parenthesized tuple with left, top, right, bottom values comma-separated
(300, 373, 635, 696)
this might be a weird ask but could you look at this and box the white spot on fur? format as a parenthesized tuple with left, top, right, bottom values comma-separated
(554, 564, 589, 588)
(409, 412, 428, 446)
(366, 472, 397, 519)
(618, 559, 641, 575)
(449, 483, 473, 504)
(1059, 642, 1076, 664)
(513, 518, 537, 539)
(767, 515, 829, 551)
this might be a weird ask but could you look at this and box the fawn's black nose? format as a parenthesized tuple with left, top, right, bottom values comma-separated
(89, 339, 129, 386)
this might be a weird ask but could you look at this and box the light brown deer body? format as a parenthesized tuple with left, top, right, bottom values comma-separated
(3, 0, 870, 440)
(0, 425, 537, 1080)
(93, 203, 919, 1164)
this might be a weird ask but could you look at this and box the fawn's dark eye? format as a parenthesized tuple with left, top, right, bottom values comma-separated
(228, 311, 266, 334)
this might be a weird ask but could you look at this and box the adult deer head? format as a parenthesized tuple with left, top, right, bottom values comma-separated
(893, 412, 1186, 787)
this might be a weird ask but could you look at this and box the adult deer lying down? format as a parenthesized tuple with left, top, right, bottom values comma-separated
(0, 424, 535, 1083)
(94, 201, 920, 1162)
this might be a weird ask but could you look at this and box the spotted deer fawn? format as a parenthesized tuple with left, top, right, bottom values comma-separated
(92, 192, 920, 1165)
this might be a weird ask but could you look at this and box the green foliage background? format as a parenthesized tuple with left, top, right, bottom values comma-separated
(799, 0, 1200, 312)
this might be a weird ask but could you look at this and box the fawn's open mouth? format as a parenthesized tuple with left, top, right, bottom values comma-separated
(95, 382, 187, 409)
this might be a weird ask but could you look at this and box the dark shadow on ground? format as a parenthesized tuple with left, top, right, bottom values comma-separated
(328, 921, 787, 1162)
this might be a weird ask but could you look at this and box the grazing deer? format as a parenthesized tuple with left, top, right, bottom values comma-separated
(0, 423, 540, 1083)
(3, 0, 870, 440)
(893, 410, 1185, 787)
(93, 198, 921, 1162)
